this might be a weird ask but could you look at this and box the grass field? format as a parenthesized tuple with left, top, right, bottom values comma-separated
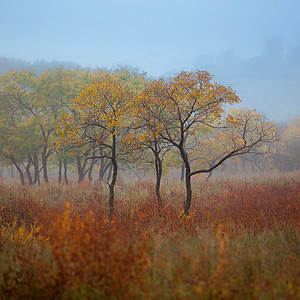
(0, 172, 299, 299)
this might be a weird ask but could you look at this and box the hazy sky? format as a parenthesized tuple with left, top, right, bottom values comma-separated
(1, 0, 300, 121)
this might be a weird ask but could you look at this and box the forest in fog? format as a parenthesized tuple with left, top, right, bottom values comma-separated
(0, 57, 299, 299)
(0, 58, 299, 188)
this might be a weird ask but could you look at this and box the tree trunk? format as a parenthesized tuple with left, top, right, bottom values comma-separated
(77, 158, 85, 183)
(42, 147, 49, 183)
(64, 159, 69, 185)
(107, 163, 112, 184)
(99, 161, 112, 182)
(184, 172, 192, 214)
(7, 165, 14, 178)
(25, 156, 33, 185)
(10, 157, 25, 186)
(88, 158, 96, 181)
(180, 164, 185, 182)
(99, 148, 105, 181)
(32, 153, 40, 185)
(108, 134, 117, 219)
(58, 158, 62, 184)
(154, 153, 163, 213)
(99, 147, 111, 182)
(178, 145, 192, 215)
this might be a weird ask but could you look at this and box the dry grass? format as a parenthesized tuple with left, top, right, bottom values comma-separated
(0, 172, 299, 299)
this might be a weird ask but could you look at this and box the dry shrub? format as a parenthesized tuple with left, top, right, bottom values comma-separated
(0, 203, 152, 299)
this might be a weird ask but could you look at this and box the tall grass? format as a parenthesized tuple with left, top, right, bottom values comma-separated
(0, 172, 299, 299)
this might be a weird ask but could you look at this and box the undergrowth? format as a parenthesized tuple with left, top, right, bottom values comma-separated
(0, 173, 299, 299)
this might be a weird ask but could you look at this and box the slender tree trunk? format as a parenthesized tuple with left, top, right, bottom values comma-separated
(178, 145, 192, 215)
(77, 158, 85, 183)
(88, 158, 96, 181)
(58, 158, 62, 184)
(33, 153, 40, 185)
(10, 157, 25, 186)
(184, 172, 192, 215)
(107, 163, 113, 183)
(42, 147, 49, 183)
(155, 155, 163, 213)
(99, 148, 105, 181)
(99, 159, 105, 182)
(151, 144, 163, 213)
(99, 161, 112, 182)
(25, 156, 33, 185)
(108, 134, 117, 219)
(7, 165, 14, 178)
(98, 147, 111, 182)
(63, 159, 69, 185)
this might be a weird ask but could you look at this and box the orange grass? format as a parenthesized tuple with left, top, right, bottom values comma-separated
(0, 173, 299, 299)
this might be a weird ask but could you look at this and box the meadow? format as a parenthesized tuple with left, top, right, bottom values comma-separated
(0, 172, 299, 299)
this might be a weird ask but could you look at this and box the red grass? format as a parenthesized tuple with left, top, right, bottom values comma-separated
(0, 174, 299, 299)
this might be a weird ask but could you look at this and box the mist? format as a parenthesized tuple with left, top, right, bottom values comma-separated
(1, 37, 300, 122)
(1, 0, 300, 121)
(193, 38, 300, 122)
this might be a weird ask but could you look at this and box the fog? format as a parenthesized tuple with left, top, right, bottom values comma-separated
(1, 0, 300, 121)
(193, 38, 300, 122)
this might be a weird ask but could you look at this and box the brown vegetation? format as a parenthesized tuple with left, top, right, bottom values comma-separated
(0, 172, 299, 299)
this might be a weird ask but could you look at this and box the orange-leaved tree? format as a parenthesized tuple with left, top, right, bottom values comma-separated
(141, 70, 278, 214)
(56, 76, 133, 218)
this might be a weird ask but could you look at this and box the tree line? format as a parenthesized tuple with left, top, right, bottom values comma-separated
(0, 67, 299, 215)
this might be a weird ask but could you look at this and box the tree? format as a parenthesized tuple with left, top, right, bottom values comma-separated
(32, 68, 104, 182)
(271, 115, 300, 171)
(141, 70, 278, 214)
(280, 116, 300, 170)
(129, 80, 172, 211)
(0, 68, 105, 184)
(109, 66, 148, 95)
(0, 97, 42, 185)
(0, 72, 43, 185)
(0, 69, 60, 183)
(56, 76, 133, 218)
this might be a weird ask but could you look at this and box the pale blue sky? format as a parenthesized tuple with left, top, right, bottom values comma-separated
(1, 0, 300, 121)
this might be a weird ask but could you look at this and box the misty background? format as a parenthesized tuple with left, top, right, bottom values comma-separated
(1, 0, 300, 122)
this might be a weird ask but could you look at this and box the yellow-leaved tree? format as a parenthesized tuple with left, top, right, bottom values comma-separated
(56, 76, 133, 218)
(128, 79, 171, 211)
